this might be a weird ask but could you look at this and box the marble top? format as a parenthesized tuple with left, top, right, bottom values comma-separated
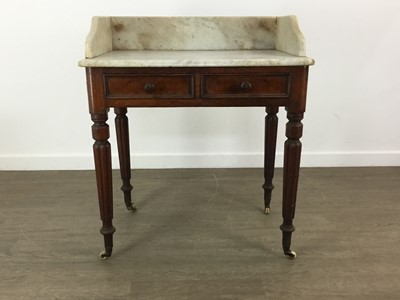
(78, 50, 314, 67)
(79, 16, 314, 67)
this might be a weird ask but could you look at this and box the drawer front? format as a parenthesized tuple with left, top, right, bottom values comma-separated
(104, 74, 194, 98)
(201, 74, 290, 98)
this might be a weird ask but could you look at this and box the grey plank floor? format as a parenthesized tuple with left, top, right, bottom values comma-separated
(0, 167, 399, 299)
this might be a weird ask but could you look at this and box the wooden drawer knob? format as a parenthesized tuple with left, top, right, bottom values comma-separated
(144, 82, 155, 93)
(240, 81, 252, 91)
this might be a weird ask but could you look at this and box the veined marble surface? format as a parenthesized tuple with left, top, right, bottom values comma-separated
(110, 17, 276, 52)
(81, 16, 314, 67)
(78, 50, 314, 67)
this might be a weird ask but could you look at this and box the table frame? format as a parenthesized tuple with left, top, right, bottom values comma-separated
(85, 65, 309, 259)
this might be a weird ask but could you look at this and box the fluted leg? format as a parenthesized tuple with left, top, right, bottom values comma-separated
(91, 113, 115, 259)
(262, 106, 279, 214)
(114, 108, 135, 211)
(280, 112, 303, 258)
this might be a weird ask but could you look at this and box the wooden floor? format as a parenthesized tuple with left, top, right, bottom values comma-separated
(0, 167, 399, 299)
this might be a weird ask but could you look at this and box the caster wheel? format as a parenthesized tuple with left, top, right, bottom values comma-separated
(284, 250, 297, 259)
(126, 204, 137, 212)
(264, 207, 271, 214)
(99, 250, 111, 260)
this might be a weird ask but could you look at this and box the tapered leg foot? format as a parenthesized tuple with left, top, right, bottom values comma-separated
(284, 249, 297, 258)
(100, 250, 111, 260)
(122, 186, 135, 211)
(262, 183, 273, 215)
(99, 226, 116, 259)
(280, 224, 296, 259)
(125, 200, 136, 211)
(122, 184, 136, 211)
(126, 203, 136, 211)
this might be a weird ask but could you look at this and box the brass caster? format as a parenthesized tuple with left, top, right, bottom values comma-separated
(127, 204, 137, 212)
(264, 207, 271, 214)
(99, 250, 111, 260)
(284, 250, 297, 259)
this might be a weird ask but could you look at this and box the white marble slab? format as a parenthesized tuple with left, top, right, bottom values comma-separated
(85, 17, 112, 58)
(275, 16, 307, 56)
(110, 17, 277, 52)
(79, 50, 314, 67)
(81, 16, 314, 67)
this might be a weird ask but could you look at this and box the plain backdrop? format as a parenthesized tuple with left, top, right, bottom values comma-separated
(0, 0, 399, 170)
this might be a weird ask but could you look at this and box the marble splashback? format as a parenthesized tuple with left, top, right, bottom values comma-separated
(83, 16, 310, 60)
(111, 17, 276, 51)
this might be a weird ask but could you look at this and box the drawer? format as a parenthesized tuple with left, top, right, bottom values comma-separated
(104, 74, 194, 98)
(201, 74, 290, 98)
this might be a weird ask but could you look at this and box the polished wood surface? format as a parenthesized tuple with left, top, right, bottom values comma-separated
(90, 112, 115, 258)
(88, 66, 307, 107)
(262, 106, 279, 215)
(202, 74, 289, 98)
(85, 65, 310, 259)
(114, 107, 135, 211)
(105, 74, 194, 99)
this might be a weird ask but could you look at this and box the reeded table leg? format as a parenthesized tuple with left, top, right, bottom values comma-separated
(114, 108, 136, 211)
(91, 112, 116, 259)
(280, 112, 303, 259)
(262, 106, 279, 214)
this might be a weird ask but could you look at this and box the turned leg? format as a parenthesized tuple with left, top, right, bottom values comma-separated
(91, 112, 116, 259)
(280, 112, 303, 258)
(262, 106, 279, 214)
(114, 108, 135, 211)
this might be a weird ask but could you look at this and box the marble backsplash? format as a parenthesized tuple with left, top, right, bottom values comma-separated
(111, 17, 277, 51)
(84, 16, 308, 59)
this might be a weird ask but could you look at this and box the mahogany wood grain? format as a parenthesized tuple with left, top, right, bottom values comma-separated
(262, 106, 279, 214)
(280, 112, 304, 258)
(90, 112, 115, 259)
(105, 74, 194, 99)
(114, 108, 135, 211)
(201, 74, 289, 98)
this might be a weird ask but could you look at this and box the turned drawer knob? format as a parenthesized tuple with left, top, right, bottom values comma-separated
(240, 81, 252, 91)
(144, 82, 155, 93)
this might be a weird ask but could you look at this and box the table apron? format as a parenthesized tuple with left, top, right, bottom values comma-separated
(86, 66, 308, 111)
